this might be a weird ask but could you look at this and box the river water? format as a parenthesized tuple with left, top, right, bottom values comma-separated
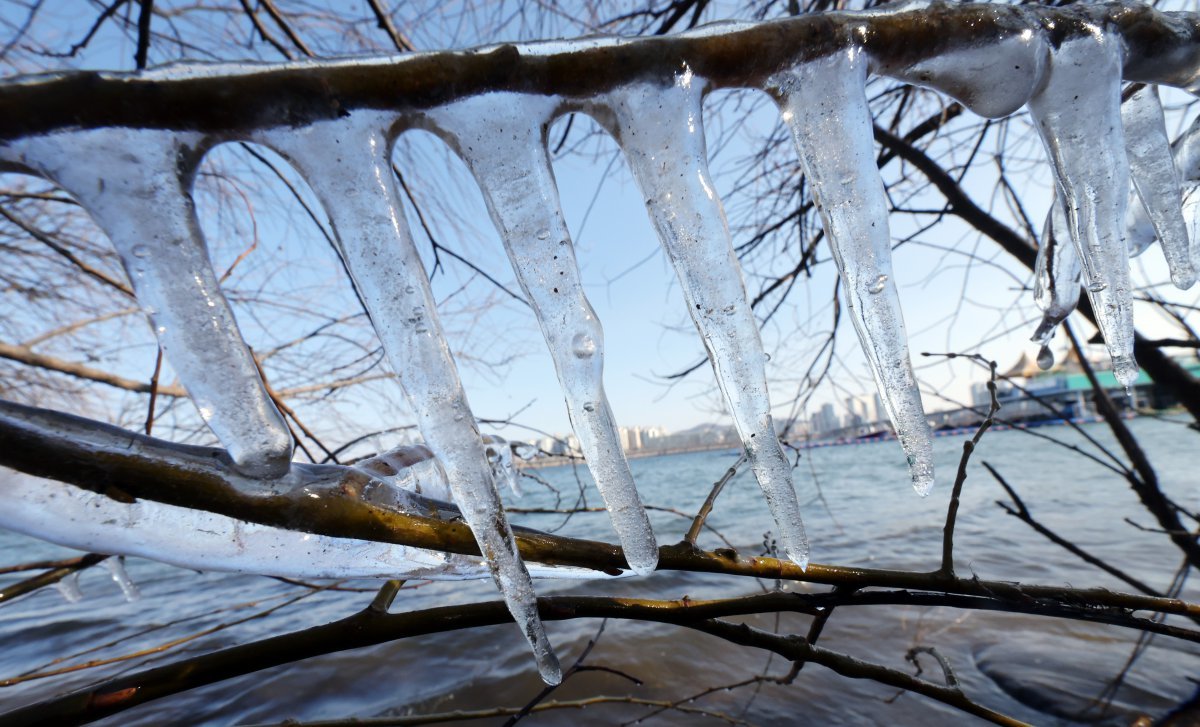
(1, 416, 1198, 725)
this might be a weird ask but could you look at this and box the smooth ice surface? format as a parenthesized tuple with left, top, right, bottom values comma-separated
(424, 93, 658, 576)
(0, 470, 615, 581)
(595, 71, 809, 567)
(886, 28, 1046, 119)
(1028, 32, 1139, 388)
(1032, 194, 1081, 347)
(1121, 85, 1195, 289)
(774, 50, 935, 496)
(7, 129, 294, 477)
(261, 114, 560, 684)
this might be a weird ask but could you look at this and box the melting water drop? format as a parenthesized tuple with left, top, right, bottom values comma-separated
(1036, 345, 1054, 371)
(867, 274, 888, 294)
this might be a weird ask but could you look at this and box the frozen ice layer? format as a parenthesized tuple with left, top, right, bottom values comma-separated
(595, 70, 809, 567)
(773, 49, 935, 496)
(423, 93, 659, 576)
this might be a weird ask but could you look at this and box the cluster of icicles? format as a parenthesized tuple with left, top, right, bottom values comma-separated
(3, 3, 1199, 684)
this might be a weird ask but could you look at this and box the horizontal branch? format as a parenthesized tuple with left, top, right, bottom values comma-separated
(0, 341, 187, 396)
(0, 4, 1196, 141)
(9, 589, 1187, 726)
(2, 400, 1198, 621)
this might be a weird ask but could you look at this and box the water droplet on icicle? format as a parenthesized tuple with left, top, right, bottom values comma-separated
(571, 333, 597, 358)
(1036, 345, 1054, 370)
(867, 274, 888, 294)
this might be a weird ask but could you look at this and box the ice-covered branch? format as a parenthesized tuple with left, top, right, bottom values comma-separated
(5, 0, 1200, 683)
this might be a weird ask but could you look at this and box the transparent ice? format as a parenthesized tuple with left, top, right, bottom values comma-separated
(423, 93, 658, 575)
(261, 114, 560, 684)
(596, 70, 810, 567)
(3, 129, 294, 478)
(774, 50, 935, 495)
(1120, 85, 1195, 289)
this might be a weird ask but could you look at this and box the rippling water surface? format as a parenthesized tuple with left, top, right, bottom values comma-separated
(2, 416, 1199, 725)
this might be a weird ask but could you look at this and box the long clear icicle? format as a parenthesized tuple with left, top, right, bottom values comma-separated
(8, 130, 294, 477)
(1120, 84, 1195, 289)
(261, 115, 560, 685)
(596, 71, 809, 567)
(773, 50, 935, 495)
(424, 94, 658, 575)
(1031, 194, 1081, 350)
(1027, 31, 1138, 387)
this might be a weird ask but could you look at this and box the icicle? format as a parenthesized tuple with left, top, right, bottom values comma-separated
(260, 114, 560, 685)
(772, 50, 935, 496)
(101, 556, 140, 602)
(594, 70, 809, 567)
(422, 94, 658, 576)
(1121, 85, 1195, 289)
(53, 572, 83, 604)
(1027, 31, 1138, 387)
(1031, 194, 1081, 347)
(483, 434, 522, 497)
(0, 470, 616, 582)
(6, 129, 294, 478)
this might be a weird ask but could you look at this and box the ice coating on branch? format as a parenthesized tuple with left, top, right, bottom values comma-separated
(101, 557, 141, 602)
(0, 470, 616, 581)
(1120, 85, 1195, 289)
(885, 21, 1046, 119)
(423, 93, 658, 576)
(260, 114, 560, 685)
(594, 70, 809, 567)
(773, 50, 935, 496)
(1031, 194, 1081, 348)
(1027, 32, 1138, 388)
(5, 129, 294, 477)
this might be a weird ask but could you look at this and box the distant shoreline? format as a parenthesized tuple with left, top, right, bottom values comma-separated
(520, 411, 1144, 468)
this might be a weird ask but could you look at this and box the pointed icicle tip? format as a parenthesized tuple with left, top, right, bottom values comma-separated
(1113, 354, 1140, 389)
(910, 456, 935, 497)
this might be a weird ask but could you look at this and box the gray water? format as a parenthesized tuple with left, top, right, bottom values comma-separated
(1, 416, 1199, 725)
